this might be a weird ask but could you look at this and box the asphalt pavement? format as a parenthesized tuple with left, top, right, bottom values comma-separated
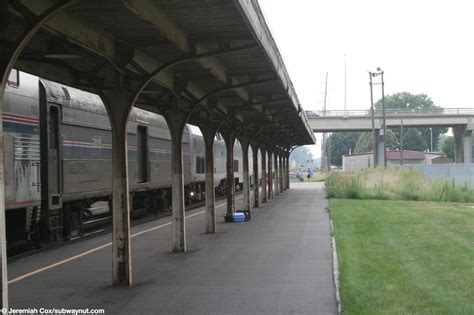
(8, 182, 337, 314)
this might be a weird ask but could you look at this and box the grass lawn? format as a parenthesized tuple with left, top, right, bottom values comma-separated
(330, 199, 474, 314)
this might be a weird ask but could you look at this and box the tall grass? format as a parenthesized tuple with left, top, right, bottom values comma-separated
(325, 167, 474, 203)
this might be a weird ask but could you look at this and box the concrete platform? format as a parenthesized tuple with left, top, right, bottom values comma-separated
(8, 183, 337, 314)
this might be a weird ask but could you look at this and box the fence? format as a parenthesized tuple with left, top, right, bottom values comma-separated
(305, 108, 474, 118)
(403, 164, 474, 188)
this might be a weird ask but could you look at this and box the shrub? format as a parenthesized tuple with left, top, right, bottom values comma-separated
(325, 167, 474, 203)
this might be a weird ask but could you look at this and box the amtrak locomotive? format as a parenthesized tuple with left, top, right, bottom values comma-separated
(3, 70, 253, 248)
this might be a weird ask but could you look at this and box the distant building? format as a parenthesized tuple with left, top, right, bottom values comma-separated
(342, 150, 452, 172)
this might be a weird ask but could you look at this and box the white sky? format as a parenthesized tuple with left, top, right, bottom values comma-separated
(258, 0, 474, 157)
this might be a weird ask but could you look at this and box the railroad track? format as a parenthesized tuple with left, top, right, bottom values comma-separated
(8, 194, 232, 262)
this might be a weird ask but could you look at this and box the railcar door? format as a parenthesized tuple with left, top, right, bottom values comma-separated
(40, 83, 64, 241)
(46, 105, 63, 208)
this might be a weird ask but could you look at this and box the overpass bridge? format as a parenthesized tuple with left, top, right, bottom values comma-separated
(306, 108, 474, 132)
(307, 108, 474, 165)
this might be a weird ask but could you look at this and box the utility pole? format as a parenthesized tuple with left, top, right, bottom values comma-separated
(321, 72, 329, 173)
(400, 119, 404, 165)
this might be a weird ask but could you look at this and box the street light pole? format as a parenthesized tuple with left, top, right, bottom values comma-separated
(380, 69, 387, 167)
(369, 67, 386, 167)
(369, 72, 378, 167)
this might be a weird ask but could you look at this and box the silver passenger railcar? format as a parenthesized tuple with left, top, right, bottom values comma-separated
(3, 70, 245, 247)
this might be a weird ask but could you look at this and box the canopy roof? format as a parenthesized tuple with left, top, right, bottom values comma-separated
(5, 0, 315, 146)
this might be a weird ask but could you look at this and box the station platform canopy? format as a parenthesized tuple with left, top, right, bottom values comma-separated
(3, 0, 315, 146)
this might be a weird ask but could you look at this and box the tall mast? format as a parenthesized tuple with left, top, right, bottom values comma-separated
(344, 54, 347, 114)
(323, 72, 328, 114)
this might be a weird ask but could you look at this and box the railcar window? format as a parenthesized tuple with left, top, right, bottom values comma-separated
(7, 69, 19, 87)
(137, 126, 149, 183)
(234, 159, 239, 172)
(49, 107, 59, 149)
(196, 157, 205, 174)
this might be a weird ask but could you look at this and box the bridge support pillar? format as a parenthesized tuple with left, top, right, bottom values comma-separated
(251, 143, 260, 208)
(463, 130, 472, 164)
(200, 124, 218, 233)
(453, 125, 471, 164)
(453, 126, 473, 164)
(260, 145, 267, 203)
(453, 126, 463, 163)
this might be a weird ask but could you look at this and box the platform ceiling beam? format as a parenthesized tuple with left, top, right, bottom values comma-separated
(17, 1, 289, 137)
(122, 0, 251, 103)
(10, 0, 316, 146)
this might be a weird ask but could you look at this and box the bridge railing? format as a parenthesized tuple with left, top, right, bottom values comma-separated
(306, 108, 474, 118)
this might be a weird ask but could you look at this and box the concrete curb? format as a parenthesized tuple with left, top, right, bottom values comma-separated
(330, 218, 342, 314)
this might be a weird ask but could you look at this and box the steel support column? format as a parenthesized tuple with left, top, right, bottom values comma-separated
(251, 142, 259, 207)
(274, 152, 279, 196)
(0, 96, 5, 306)
(279, 154, 284, 193)
(0, 93, 6, 308)
(282, 152, 288, 191)
(222, 129, 237, 216)
(199, 124, 219, 233)
(101, 88, 134, 286)
(239, 136, 251, 212)
(267, 148, 273, 199)
(163, 111, 187, 252)
(282, 154, 285, 190)
(260, 145, 267, 203)
(285, 154, 290, 190)
(0, 0, 77, 306)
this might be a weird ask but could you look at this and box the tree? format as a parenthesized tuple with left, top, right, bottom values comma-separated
(290, 146, 313, 166)
(439, 134, 454, 159)
(375, 92, 436, 111)
(402, 128, 428, 151)
(374, 92, 447, 151)
(354, 129, 398, 153)
(328, 132, 361, 166)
